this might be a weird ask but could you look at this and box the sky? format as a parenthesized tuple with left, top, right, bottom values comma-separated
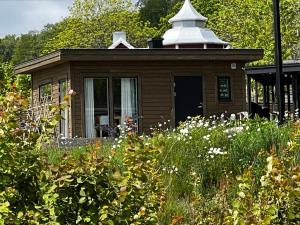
(0, 0, 73, 38)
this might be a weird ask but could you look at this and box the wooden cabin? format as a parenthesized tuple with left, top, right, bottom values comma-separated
(15, 0, 263, 138)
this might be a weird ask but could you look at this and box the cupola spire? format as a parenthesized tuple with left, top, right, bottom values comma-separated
(162, 0, 229, 48)
(169, 0, 207, 23)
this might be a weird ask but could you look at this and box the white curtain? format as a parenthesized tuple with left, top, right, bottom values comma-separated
(85, 78, 95, 138)
(121, 78, 136, 125)
(63, 109, 68, 138)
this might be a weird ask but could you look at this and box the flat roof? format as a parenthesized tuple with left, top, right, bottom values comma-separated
(246, 63, 300, 75)
(246, 63, 300, 85)
(15, 48, 264, 74)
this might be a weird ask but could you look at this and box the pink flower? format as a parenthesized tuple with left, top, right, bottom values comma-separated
(68, 89, 76, 96)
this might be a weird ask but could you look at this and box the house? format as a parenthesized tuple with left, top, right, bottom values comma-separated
(15, 0, 263, 138)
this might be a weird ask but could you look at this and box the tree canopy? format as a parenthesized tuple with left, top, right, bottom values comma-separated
(43, 0, 158, 52)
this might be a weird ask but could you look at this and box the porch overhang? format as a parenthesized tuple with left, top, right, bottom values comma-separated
(246, 63, 300, 85)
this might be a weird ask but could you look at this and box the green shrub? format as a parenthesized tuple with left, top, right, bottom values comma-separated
(35, 136, 164, 224)
(0, 90, 164, 224)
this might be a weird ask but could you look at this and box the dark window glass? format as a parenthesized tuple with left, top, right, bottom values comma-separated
(218, 77, 231, 101)
(39, 83, 52, 102)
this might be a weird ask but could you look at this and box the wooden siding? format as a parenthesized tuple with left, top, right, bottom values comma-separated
(32, 63, 71, 135)
(69, 61, 246, 137)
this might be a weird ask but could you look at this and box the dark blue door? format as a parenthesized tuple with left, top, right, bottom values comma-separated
(175, 76, 203, 125)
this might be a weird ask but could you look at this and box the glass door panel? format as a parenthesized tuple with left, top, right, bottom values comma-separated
(85, 78, 109, 138)
(113, 78, 138, 135)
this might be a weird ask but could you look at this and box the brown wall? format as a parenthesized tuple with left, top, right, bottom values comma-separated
(32, 63, 71, 135)
(68, 61, 246, 137)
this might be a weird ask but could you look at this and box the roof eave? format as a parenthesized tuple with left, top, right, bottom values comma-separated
(14, 51, 62, 74)
(14, 49, 264, 74)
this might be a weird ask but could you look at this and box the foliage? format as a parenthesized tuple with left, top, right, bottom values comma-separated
(1, 91, 300, 225)
(150, 116, 294, 224)
(228, 144, 300, 224)
(43, 0, 158, 52)
(0, 63, 31, 98)
(0, 90, 164, 224)
(0, 35, 17, 63)
(0, 63, 15, 96)
(160, 0, 300, 64)
(137, 0, 180, 27)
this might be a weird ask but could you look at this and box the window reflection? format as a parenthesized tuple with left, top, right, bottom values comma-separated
(113, 78, 138, 129)
(39, 83, 52, 102)
(84, 77, 137, 138)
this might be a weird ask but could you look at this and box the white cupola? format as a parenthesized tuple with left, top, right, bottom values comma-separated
(162, 0, 228, 48)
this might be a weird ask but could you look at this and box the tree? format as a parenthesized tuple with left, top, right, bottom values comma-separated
(0, 35, 17, 63)
(43, 0, 158, 52)
(160, 0, 300, 64)
(137, 0, 179, 27)
(0, 62, 31, 97)
(12, 31, 41, 64)
(213, 0, 300, 64)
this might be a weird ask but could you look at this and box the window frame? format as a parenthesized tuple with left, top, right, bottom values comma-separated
(39, 81, 52, 102)
(83, 75, 139, 138)
(217, 76, 231, 101)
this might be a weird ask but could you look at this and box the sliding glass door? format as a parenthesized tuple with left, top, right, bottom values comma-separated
(84, 77, 137, 138)
(113, 78, 138, 128)
(85, 78, 109, 138)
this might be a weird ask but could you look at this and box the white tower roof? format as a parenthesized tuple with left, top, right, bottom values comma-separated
(163, 0, 228, 47)
(169, 0, 207, 23)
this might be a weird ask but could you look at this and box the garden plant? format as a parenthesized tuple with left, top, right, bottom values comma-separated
(0, 89, 300, 224)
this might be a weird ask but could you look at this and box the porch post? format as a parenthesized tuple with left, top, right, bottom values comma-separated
(272, 0, 285, 123)
(272, 85, 275, 112)
(287, 75, 291, 112)
(292, 73, 296, 112)
(266, 85, 270, 108)
(247, 75, 252, 113)
(263, 84, 268, 108)
(255, 80, 259, 103)
(297, 73, 300, 115)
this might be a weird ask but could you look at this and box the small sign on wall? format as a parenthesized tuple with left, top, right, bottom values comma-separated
(218, 76, 231, 101)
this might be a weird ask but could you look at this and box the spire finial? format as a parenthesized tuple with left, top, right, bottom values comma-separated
(169, 0, 207, 23)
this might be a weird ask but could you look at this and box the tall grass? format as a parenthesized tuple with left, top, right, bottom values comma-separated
(156, 117, 293, 224)
(42, 117, 296, 224)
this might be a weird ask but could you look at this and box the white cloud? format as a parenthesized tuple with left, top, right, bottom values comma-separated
(0, 0, 73, 38)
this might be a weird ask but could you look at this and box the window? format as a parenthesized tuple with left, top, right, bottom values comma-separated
(39, 83, 52, 102)
(59, 80, 68, 138)
(113, 77, 138, 128)
(218, 76, 231, 101)
(84, 77, 137, 138)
